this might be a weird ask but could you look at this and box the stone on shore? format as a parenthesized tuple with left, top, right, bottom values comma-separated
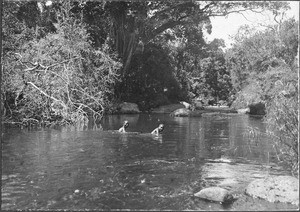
(180, 101, 192, 109)
(118, 102, 141, 114)
(194, 187, 234, 203)
(237, 108, 250, 114)
(245, 175, 299, 205)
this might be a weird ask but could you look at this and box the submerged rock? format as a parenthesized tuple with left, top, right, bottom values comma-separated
(245, 175, 299, 205)
(194, 187, 234, 203)
(118, 102, 141, 114)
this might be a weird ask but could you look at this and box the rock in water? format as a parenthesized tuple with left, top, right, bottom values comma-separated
(237, 108, 250, 114)
(194, 187, 233, 203)
(170, 108, 191, 117)
(245, 175, 299, 205)
(248, 102, 266, 115)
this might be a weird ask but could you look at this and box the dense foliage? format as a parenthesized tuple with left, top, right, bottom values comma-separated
(2, 1, 121, 125)
(226, 18, 299, 175)
(1, 1, 294, 125)
(74, 1, 289, 108)
(265, 73, 298, 176)
(226, 18, 298, 108)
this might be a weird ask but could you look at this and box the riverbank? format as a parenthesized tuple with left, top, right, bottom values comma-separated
(151, 103, 238, 116)
(0, 103, 252, 129)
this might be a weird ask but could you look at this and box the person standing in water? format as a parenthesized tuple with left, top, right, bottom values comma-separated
(151, 124, 164, 136)
(119, 120, 129, 133)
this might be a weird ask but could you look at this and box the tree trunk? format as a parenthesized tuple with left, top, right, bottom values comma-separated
(122, 32, 138, 77)
(113, 21, 138, 77)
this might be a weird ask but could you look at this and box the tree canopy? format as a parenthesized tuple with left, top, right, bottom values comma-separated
(1, 0, 294, 124)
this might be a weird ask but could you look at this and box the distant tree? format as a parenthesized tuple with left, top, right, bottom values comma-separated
(119, 43, 182, 110)
(165, 28, 232, 104)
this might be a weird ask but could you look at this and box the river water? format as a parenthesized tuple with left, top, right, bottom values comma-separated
(1, 113, 291, 210)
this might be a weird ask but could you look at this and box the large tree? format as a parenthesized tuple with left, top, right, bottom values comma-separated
(77, 1, 290, 102)
(104, 1, 290, 74)
(70, 1, 290, 75)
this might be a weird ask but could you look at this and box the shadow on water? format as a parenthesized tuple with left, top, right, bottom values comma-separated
(1, 113, 293, 210)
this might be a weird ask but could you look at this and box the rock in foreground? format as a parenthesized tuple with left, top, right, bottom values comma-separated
(194, 187, 234, 203)
(245, 176, 299, 205)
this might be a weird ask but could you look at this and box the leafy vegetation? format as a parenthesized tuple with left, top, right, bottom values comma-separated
(1, 0, 296, 130)
(265, 79, 298, 176)
(2, 1, 121, 125)
(228, 17, 298, 175)
(226, 18, 298, 108)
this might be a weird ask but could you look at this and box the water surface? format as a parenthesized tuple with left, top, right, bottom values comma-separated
(1, 113, 291, 210)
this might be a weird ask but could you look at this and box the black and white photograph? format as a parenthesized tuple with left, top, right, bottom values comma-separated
(1, 0, 299, 210)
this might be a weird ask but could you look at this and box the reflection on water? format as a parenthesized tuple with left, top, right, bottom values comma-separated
(1, 113, 290, 210)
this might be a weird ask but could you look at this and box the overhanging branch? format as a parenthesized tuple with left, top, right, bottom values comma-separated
(209, 8, 265, 17)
